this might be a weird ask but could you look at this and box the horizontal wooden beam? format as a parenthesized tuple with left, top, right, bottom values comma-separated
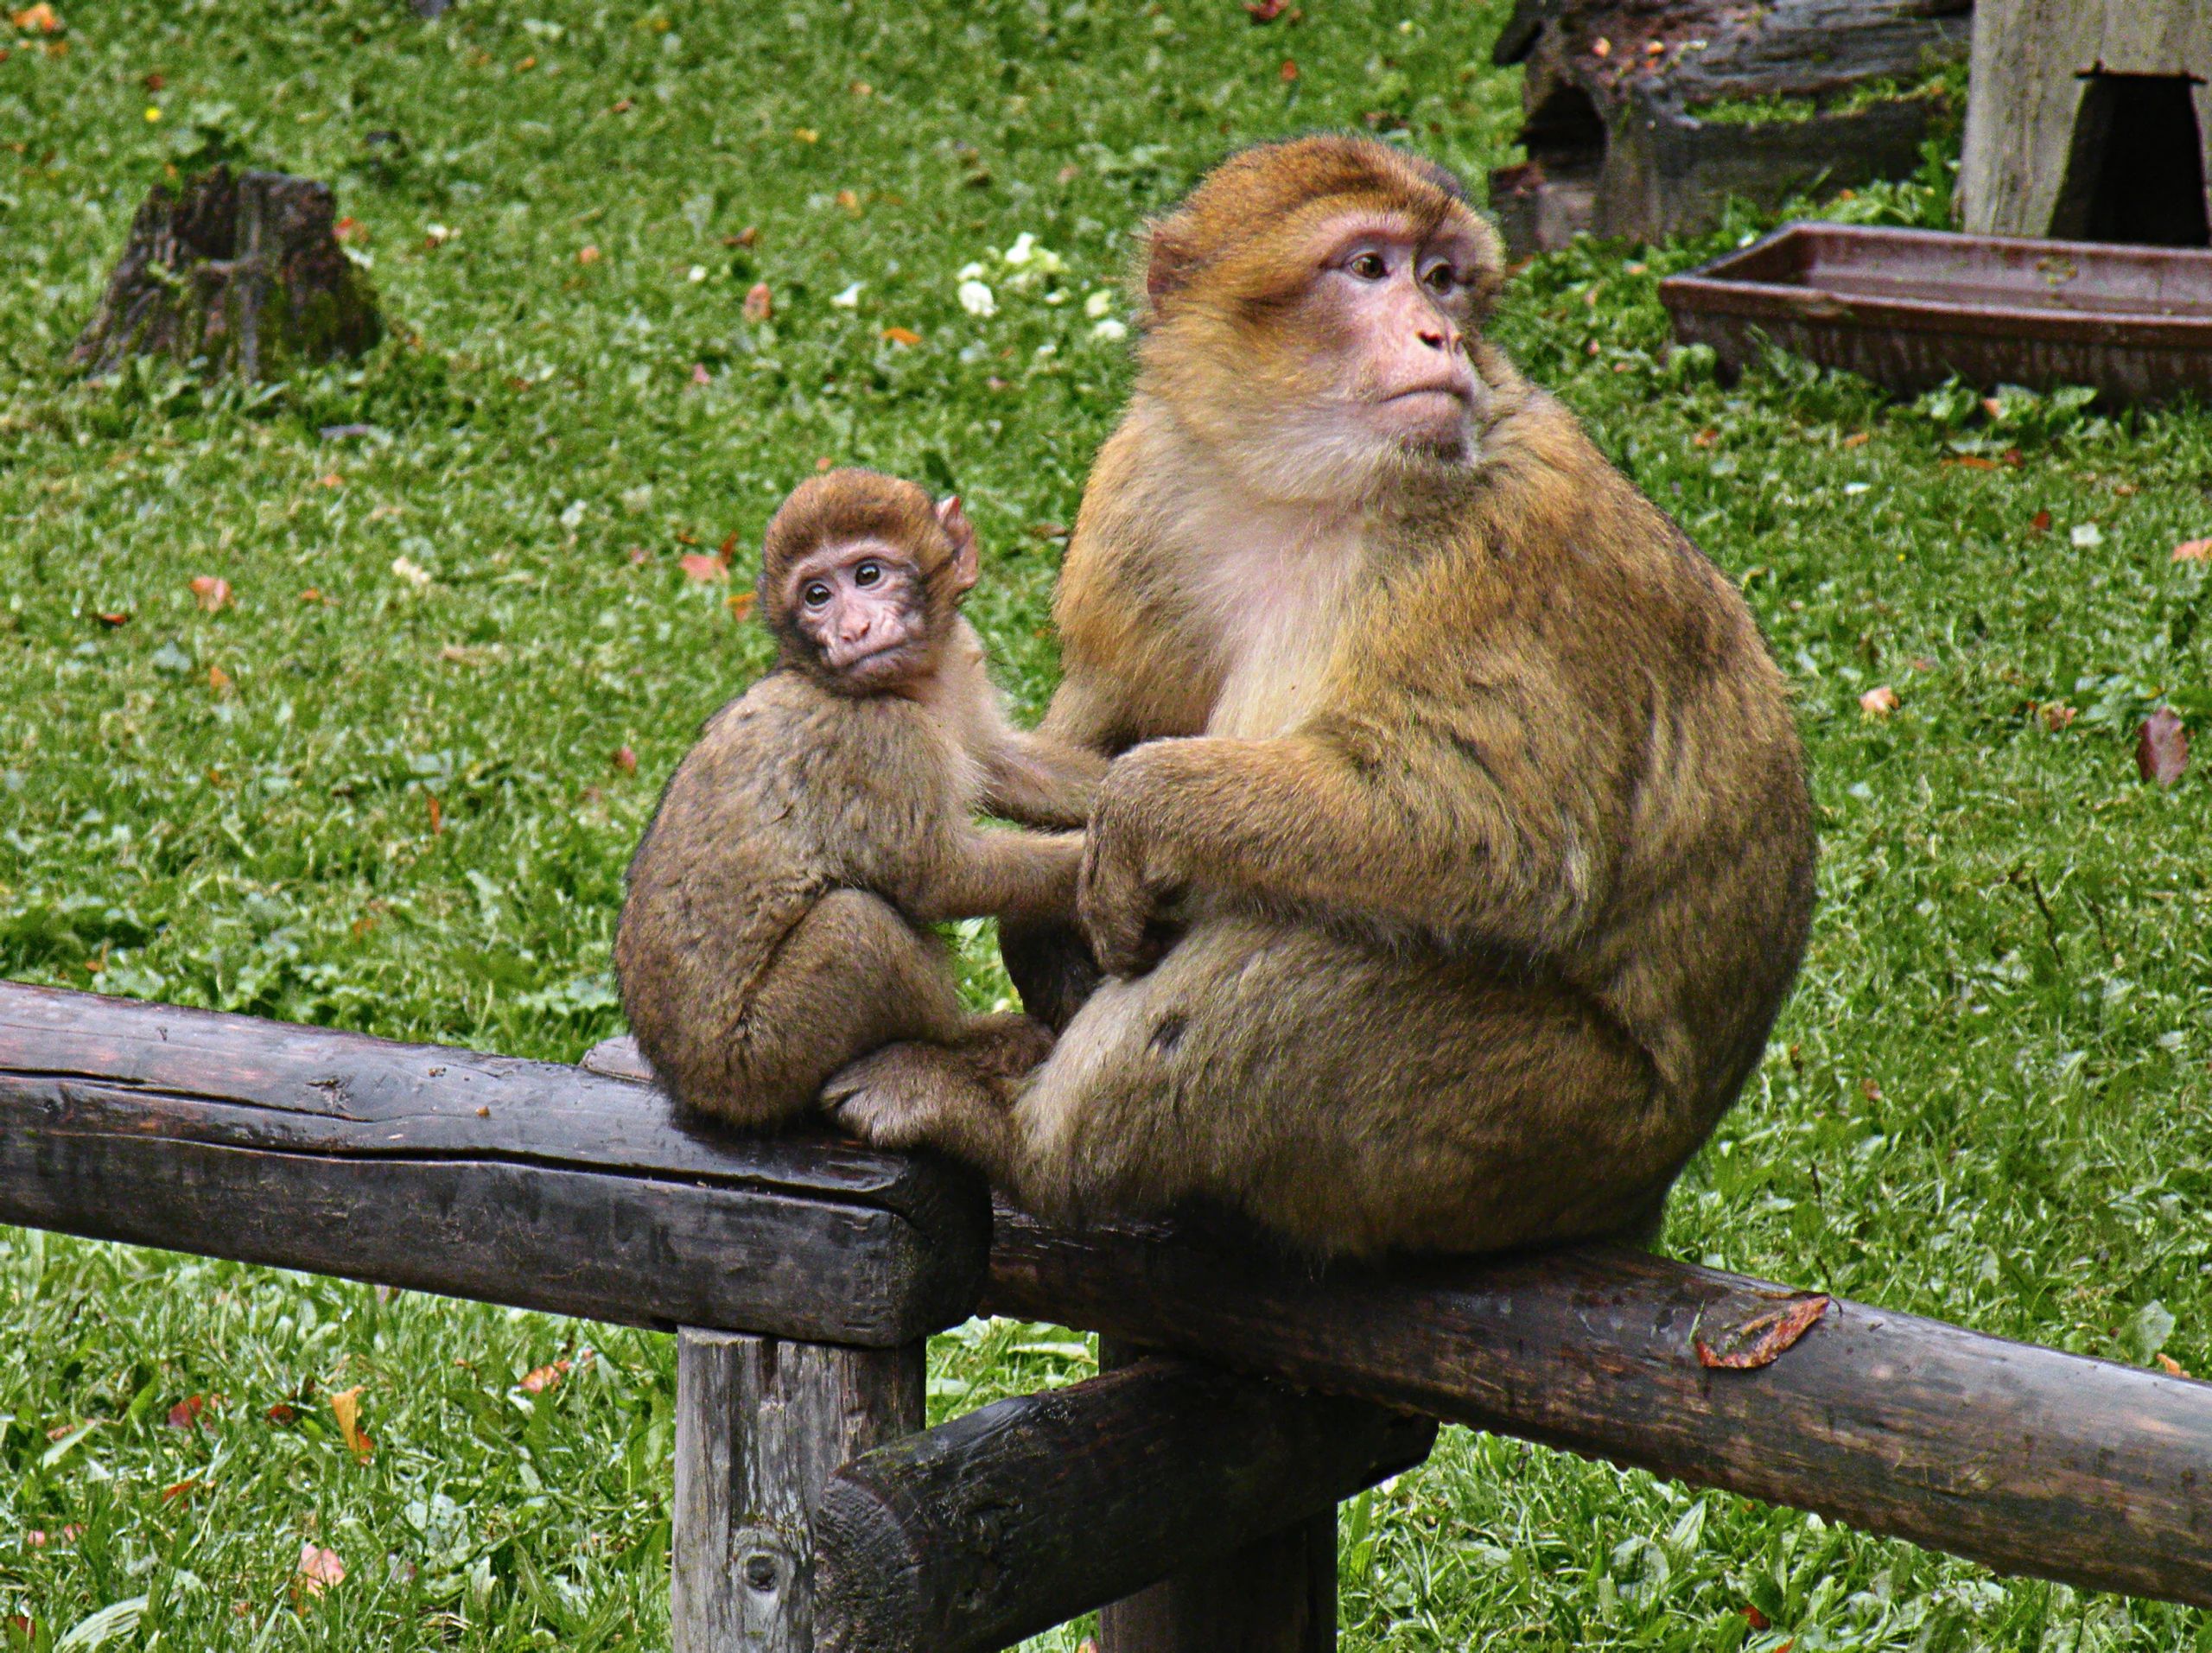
(814, 1356, 1433, 1653)
(0, 984, 988, 1346)
(984, 1204, 2212, 1608)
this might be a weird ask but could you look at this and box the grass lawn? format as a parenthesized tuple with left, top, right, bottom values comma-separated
(3, 0, 2209, 1646)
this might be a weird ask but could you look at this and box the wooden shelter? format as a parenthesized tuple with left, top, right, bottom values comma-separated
(1961, 2, 2212, 245)
(1488, 0, 1974, 257)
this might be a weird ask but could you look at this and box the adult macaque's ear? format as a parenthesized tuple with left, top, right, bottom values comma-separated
(937, 494, 979, 593)
(1142, 223, 1198, 312)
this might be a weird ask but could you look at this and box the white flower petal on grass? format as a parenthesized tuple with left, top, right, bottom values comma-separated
(391, 556, 433, 591)
(830, 282, 863, 308)
(1090, 317, 1128, 342)
(1004, 232, 1038, 266)
(686, 264, 708, 283)
(1842, 481, 1871, 496)
(957, 261, 986, 281)
(958, 279, 997, 318)
(2071, 523, 2104, 548)
(1084, 289, 1116, 318)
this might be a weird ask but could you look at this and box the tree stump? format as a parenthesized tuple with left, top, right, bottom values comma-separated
(1488, 0, 1974, 257)
(73, 166, 382, 381)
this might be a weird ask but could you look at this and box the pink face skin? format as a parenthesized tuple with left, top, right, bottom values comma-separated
(1304, 213, 1484, 460)
(784, 498, 977, 693)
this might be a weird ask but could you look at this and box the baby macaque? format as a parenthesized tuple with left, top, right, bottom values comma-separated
(613, 469, 1105, 1128)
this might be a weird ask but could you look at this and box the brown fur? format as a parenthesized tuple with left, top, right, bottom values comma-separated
(614, 469, 1104, 1128)
(826, 141, 1815, 1257)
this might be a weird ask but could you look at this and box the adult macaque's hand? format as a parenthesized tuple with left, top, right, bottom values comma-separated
(1077, 751, 1181, 978)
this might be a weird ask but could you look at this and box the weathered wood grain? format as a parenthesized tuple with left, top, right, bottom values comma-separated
(813, 1357, 1433, 1653)
(1096, 1339, 1338, 1653)
(675, 1332, 923, 1653)
(985, 1204, 2212, 1608)
(0, 983, 988, 1345)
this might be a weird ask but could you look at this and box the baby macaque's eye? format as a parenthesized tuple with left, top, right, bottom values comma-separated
(1349, 251, 1388, 281)
(1423, 262, 1456, 294)
(855, 561, 882, 588)
(803, 582, 832, 607)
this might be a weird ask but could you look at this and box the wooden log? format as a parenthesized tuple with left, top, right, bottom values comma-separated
(0, 983, 987, 1346)
(674, 1331, 923, 1653)
(73, 166, 382, 381)
(812, 1357, 1434, 1653)
(1095, 1339, 1338, 1653)
(984, 1204, 2212, 1608)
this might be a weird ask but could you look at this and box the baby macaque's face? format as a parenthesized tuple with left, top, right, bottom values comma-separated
(784, 537, 932, 691)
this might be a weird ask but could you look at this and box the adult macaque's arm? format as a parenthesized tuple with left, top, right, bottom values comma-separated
(1077, 715, 1620, 976)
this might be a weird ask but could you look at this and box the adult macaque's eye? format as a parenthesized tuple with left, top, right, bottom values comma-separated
(804, 582, 832, 607)
(855, 561, 882, 588)
(1350, 251, 1388, 281)
(1423, 263, 1456, 294)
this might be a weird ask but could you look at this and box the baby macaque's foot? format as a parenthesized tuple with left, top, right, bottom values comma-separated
(823, 1039, 1019, 1173)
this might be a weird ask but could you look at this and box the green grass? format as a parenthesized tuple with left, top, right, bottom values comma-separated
(3, 0, 2209, 1647)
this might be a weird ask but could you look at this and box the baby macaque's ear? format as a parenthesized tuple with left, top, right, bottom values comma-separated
(936, 494, 980, 594)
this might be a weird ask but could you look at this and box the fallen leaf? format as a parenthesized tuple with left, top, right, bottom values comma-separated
(207, 664, 232, 694)
(188, 575, 232, 612)
(424, 794, 443, 837)
(166, 1395, 215, 1430)
(329, 1387, 373, 1462)
(1980, 397, 2004, 419)
(1591, 35, 1611, 56)
(793, 126, 819, 143)
(743, 282, 773, 323)
(849, 79, 872, 96)
(1076, 1642, 1100, 1653)
(2158, 1352, 2190, 1376)
(577, 244, 601, 265)
(734, 225, 759, 247)
(520, 1359, 570, 1394)
(25, 1525, 84, 1548)
(1279, 58, 1298, 81)
(611, 96, 633, 113)
(96, 610, 130, 626)
(726, 589, 758, 620)
(1695, 1294, 1830, 1370)
(315, 472, 342, 487)
(2173, 537, 2211, 563)
(300, 588, 323, 603)
(11, 4, 60, 32)
(881, 325, 922, 346)
(2040, 702, 2077, 732)
(1840, 431, 1870, 448)
(690, 363, 711, 385)
(1742, 1605, 1771, 1631)
(677, 553, 727, 582)
(1244, 0, 1286, 17)
(161, 1477, 200, 1504)
(295, 1542, 346, 1598)
(5, 1614, 34, 1643)
(1645, 36, 1665, 54)
(2031, 509, 2051, 534)
(1691, 428, 1719, 448)
(1944, 455, 1998, 471)
(611, 747, 638, 774)
(835, 188, 861, 213)
(264, 1401, 298, 1426)
(2137, 709, 2189, 787)
(1859, 684, 1898, 718)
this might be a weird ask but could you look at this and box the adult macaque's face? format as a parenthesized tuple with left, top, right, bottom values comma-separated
(1302, 213, 1484, 461)
(786, 539, 931, 689)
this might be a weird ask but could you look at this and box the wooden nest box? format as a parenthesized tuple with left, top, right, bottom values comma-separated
(1961, 3, 2212, 245)
(1489, 0, 1974, 257)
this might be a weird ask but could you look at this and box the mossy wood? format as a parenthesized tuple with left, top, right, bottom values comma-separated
(73, 165, 383, 381)
(1488, 0, 1974, 256)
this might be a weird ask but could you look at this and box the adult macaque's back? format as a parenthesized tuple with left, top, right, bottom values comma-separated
(827, 138, 1816, 1258)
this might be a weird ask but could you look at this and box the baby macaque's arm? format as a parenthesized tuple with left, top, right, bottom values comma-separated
(979, 730, 1109, 831)
(907, 830, 1085, 929)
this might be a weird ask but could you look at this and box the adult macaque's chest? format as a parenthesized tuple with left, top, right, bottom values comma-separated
(1191, 506, 1367, 741)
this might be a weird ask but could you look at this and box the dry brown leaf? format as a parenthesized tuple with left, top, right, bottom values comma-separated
(2173, 538, 2211, 563)
(1943, 455, 1998, 471)
(2137, 709, 2189, 788)
(329, 1387, 373, 1462)
(1742, 1605, 1771, 1631)
(1694, 1294, 1830, 1370)
(2031, 509, 2051, 534)
(295, 1542, 346, 1599)
(726, 590, 759, 620)
(425, 793, 443, 836)
(881, 325, 922, 346)
(1691, 428, 1719, 448)
(742, 282, 772, 323)
(520, 1359, 571, 1394)
(2040, 702, 2077, 732)
(835, 188, 861, 213)
(1279, 57, 1298, 81)
(189, 575, 231, 612)
(677, 552, 727, 582)
(11, 5, 60, 32)
(690, 363, 711, 385)
(3, 1615, 29, 1646)
(612, 747, 638, 775)
(577, 244, 601, 265)
(1590, 35, 1611, 55)
(207, 664, 232, 695)
(1840, 431, 1870, 448)
(1859, 684, 1898, 718)
(265, 1401, 299, 1426)
(96, 610, 130, 627)
(162, 1477, 201, 1504)
(2158, 1352, 2190, 1377)
(1244, 0, 1287, 17)
(167, 1394, 218, 1430)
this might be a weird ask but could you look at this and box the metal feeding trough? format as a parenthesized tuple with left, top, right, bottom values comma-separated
(1658, 222, 2212, 405)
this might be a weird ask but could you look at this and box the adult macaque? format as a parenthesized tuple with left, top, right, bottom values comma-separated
(615, 469, 1103, 1128)
(827, 136, 1816, 1259)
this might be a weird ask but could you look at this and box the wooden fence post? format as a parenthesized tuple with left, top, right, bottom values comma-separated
(1094, 1339, 1340, 1653)
(674, 1331, 924, 1653)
